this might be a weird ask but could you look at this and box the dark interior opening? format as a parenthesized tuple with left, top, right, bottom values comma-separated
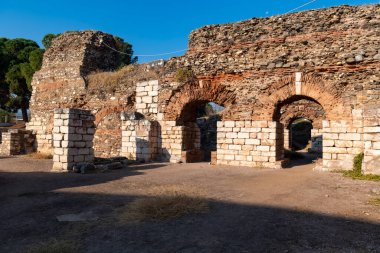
(289, 118, 312, 151)
(179, 101, 224, 162)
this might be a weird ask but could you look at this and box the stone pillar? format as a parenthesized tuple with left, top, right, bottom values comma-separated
(159, 121, 184, 163)
(135, 80, 159, 118)
(52, 109, 95, 172)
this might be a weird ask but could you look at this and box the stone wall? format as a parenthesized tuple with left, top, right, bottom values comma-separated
(216, 121, 281, 168)
(52, 109, 95, 172)
(322, 117, 363, 170)
(27, 4, 380, 174)
(0, 129, 35, 156)
(120, 117, 159, 162)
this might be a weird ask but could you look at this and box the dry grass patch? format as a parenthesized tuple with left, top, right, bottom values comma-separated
(26, 152, 53, 159)
(121, 185, 209, 222)
(368, 198, 380, 206)
(87, 64, 160, 94)
(27, 240, 78, 253)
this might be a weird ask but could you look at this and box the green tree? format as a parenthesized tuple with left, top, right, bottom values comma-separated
(0, 38, 11, 105)
(42, 33, 60, 49)
(113, 36, 138, 67)
(0, 38, 44, 121)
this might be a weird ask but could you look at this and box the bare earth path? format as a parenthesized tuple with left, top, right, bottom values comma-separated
(0, 157, 379, 252)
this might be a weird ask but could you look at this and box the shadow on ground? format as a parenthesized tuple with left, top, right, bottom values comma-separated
(0, 165, 379, 253)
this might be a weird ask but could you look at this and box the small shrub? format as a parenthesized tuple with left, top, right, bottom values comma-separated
(27, 240, 78, 253)
(120, 185, 209, 222)
(342, 153, 380, 181)
(353, 152, 364, 172)
(175, 68, 195, 83)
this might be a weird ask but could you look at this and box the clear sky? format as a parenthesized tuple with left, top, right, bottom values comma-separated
(0, 0, 378, 63)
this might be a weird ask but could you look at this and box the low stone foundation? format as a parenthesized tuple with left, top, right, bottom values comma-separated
(0, 129, 35, 156)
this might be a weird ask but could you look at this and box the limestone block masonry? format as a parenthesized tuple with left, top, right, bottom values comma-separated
(135, 80, 160, 119)
(216, 121, 282, 168)
(52, 109, 95, 172)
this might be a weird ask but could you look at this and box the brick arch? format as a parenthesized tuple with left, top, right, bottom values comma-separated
(279, 99, 326, 129)
(255, 73, 350, 121)
(95, 105, 131, 127)
(163, 80, 236, 122)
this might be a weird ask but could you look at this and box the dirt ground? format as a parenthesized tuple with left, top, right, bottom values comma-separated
(0, 156, 379, 253)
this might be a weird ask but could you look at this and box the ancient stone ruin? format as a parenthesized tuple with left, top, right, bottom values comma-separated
(23, 4, 380, 174)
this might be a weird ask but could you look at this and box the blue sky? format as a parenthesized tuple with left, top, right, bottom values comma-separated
(0, 0, 378, 62)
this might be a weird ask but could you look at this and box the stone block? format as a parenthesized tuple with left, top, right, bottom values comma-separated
(335, 140, 353, 148)
(233, 139, 245, 145)
(229, 145, 242, 150)
(245, 139, 260, 145)
(339, 133, 361, 141)
(364, 127, 380, 133)
(224, 155, 235, 160)
(224, 121, 235, 128)
(237, 132, 249, 139)
(324, 133, 339, 140)
(323, 140, 335, 147)
(74, 155, 85, 162)
(142, 96, 153, 104)
(226, 132, 238, 139)
(53, 134, 64, 141)
(257, 146, 270, 152)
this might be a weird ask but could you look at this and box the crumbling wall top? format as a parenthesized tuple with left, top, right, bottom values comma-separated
(36, 30, 122, 81)
(188, 4, 379, 50)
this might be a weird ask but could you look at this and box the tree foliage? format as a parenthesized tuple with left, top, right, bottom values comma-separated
(42, 33, 60, 49)
(113, 36, 138, 67)
(0, 38, 44, 121)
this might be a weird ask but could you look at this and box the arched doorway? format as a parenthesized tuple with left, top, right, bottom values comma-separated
(289, 118, 313, 151)
(178, 100, 224, 163)
(273, 96, 325, 166)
